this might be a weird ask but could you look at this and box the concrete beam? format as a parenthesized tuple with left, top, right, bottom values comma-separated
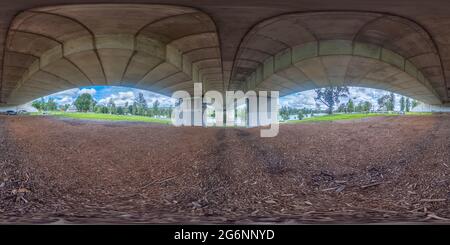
(1, 4, 224, 105)
(241, 40, 441, 104)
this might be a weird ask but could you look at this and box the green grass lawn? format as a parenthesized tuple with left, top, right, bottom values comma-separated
(287, 112, 432, 123)
(30, 111, 432, 125)
(33, 111, 171, 124)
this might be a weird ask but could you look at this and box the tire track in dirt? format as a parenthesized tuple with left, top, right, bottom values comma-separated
(233, 128, 288, 175)
(193, 129, 234, 209)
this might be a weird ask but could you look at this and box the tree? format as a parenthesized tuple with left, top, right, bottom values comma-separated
(362, 101, 372, 112)
(412, 100, 419, 109)
(400, 97, 405, 112)
(107, 98, 116, 114)
(132, 102, 138, 115)
(347, 99, 354, 113)
(124, 102, 129, 115)
(377, 93, 395, 111)
(100, 106, 108, 114)
(128, 104, 133, 115)
(405, 98, 411, 112)
(388, 93, 395, 111)
(377, 95, 389, 111)
(337, 103, 347, 113)
(32, 99, 44, 111)
(74, 93, 94, 112)
(152, 100, 160, 116)
(355, 102, 363, 112)
(94, 105, 102, 113)
(116, 106, 124, 115)
(135, 92, 147, 115)
(279, 106, 290, 121)
(297, 112, 304, 120)
(90, 100, 97, 112)
(60, 104, 70, 111)
(314, 86, 350, 114)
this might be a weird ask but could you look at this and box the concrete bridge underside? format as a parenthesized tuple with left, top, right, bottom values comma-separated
(0, 1, 450, 106)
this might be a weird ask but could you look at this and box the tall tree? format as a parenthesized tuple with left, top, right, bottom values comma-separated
(347, 99, 354, 113)
(74, 93, 94, 112)
(314, 86, 349, 114)
(31, 99, 44, 111)
(107, 98, 116, 114)
(378, 93, 395, 111)
(362, 101, 372, 112)
(411, 100, 419, 109)
(279, 106, 290, 121)
(132, 102, 138, 115)
(388, 93, 395, 111)
(124, 102, 129, 114)
(116, 106, 124, 115)
(355, 102, 363, 112)
(405, 98, 411, 112)
(152, 99, 160, 116)
(60, 104, 70, 111)
(135, 92, 147, 115)
(46, 98, 57, 111)
(337, 103, 347, 113)
(377, 95, 389, 111)
(400, 97, 405, 112)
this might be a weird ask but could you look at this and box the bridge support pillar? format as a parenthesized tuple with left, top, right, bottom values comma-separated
(245, 94, 278, 128)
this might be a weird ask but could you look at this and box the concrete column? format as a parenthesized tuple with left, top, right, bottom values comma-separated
(246, 94, 259, 127)
(191, 96, 203, 126)
(245, 94, 278, 127)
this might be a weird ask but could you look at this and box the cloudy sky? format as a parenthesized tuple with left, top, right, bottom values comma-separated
(35, 85, 409, 110)
(40, 86, 177, 108)
(280, 87, 405, 110)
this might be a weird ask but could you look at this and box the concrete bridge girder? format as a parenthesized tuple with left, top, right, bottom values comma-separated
(0, 5, 449, 107)
(231, 12, 448, 105)
(239, 40, 441, 104)
(3, 4, 224, 105)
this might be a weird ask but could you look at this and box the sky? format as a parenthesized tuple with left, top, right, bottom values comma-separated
(39, 86, 177, 108)
(33, 85, 411, 110)
(280, 87, 405, 110)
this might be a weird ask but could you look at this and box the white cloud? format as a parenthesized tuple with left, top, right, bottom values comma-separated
(78, 88, 96, 96)
(281, 90, 320, 109)
(55, 96, 74, 105)
(98, 91, 135, 107)
(280, 87, 409, 110)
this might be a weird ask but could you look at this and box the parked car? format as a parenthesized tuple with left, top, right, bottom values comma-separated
(6, 110, 17, 115)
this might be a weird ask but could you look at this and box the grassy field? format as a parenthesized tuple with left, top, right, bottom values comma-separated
(287, 112, 432, 123)
(33, 112, 171, 124)
(30, 111, 433, 125)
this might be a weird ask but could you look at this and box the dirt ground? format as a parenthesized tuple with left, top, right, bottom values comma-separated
(0, 114, 449, 224)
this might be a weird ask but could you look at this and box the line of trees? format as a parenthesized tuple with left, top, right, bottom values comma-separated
(377, 93, 395, 111)
(73, 92, 172, 118)
(32, 92, 173, 118)
(336, 99, 373, 113)
(399, 96, 418, 112)
(277, 87, 422, 121)
(279, 106, 317, 121)
(313, 86, 419, 114)
(31, 98, 57, 111)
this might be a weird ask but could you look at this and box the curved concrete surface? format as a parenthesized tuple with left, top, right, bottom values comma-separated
(0, 2, 449, 106)
(232, 12, 444, 104)
(3, 4, 222, 105)
(237, 40, 441, 104)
